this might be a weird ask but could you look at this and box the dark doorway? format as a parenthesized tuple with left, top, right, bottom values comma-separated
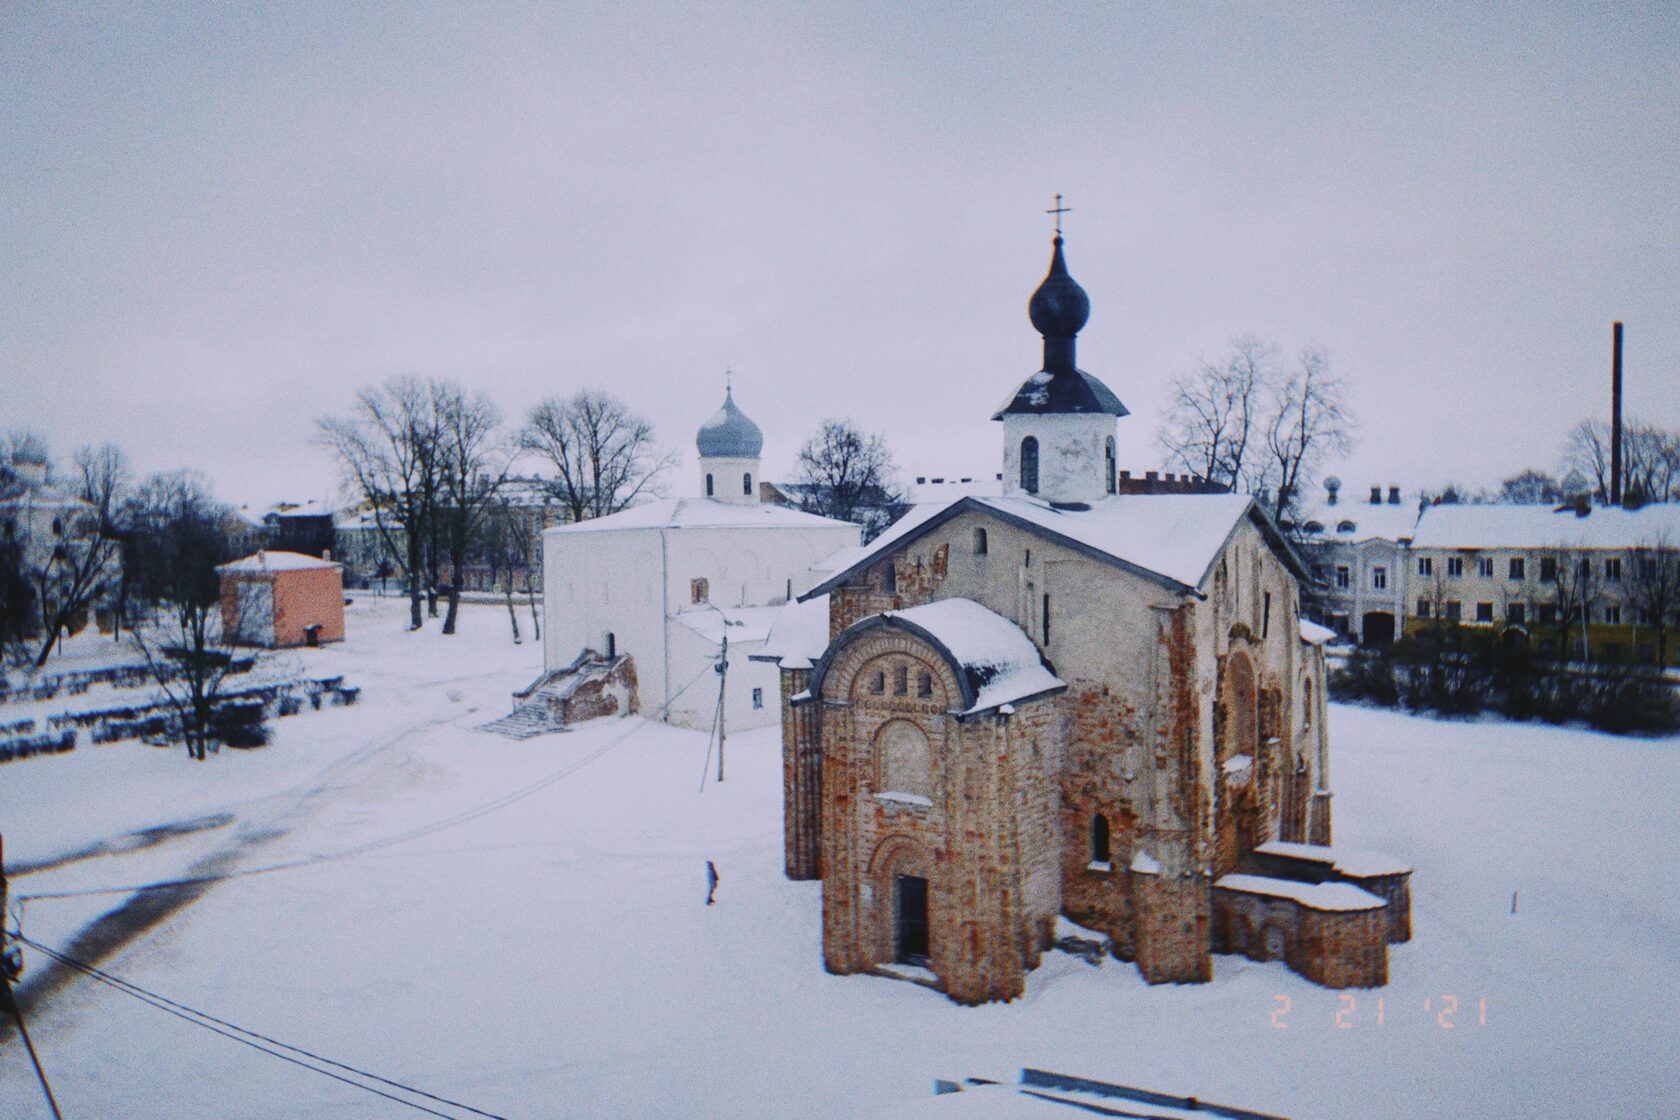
(895, 874, 929, 964)
(1361, 611, 1396, 646)
(304, 625, 320, 648)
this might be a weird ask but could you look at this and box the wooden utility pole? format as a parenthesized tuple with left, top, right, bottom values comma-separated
(716, 632, 727, 783)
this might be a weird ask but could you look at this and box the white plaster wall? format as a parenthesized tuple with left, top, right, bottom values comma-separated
(665, 524, 858, 610)
(698, 457, 762, 505)
(542, 528, 668, 711)
(544, 516, 858, 724)
(1000, 413, 1118, 504)
(664, 622, 780, 732)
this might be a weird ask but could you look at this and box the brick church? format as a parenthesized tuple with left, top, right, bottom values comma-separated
(759, 231, 1410, 1004)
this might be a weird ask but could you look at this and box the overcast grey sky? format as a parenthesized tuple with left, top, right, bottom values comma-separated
(4, 1, 1677, 509)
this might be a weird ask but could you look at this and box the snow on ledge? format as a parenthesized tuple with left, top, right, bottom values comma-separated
(1087, 860, 1113, 873)
(876, 791, 933, 808)
(1299, 619, 1337, 646)
(1255, 840, 1412, 878)
(1215, 873, 1386, 912)
(1130, 850, 1161, 875)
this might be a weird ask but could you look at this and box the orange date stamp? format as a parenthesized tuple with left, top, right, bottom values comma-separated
(1270, 993, 1489, 1029)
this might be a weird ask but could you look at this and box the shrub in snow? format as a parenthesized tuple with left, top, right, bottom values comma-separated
(1330, 627, 1680, 734)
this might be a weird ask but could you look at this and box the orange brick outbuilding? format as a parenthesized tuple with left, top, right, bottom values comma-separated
(218, 551, 345, 648)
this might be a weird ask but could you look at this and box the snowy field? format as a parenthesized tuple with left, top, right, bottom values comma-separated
(2, 598, 1677, 1119)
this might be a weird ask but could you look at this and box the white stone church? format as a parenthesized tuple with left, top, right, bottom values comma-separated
(538, 390, 859, 731)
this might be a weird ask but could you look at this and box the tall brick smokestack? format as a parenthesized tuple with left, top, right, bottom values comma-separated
(1611, 321, 1624, 506)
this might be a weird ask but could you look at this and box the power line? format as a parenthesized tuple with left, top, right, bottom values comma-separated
(16, 934, 505, 1119)
(18, 659, 725, 905)
(2, 972, 65, 1120)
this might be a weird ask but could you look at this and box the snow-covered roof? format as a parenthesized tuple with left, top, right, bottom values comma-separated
(810, 598, 1066, 717)
(1214, 873, 1386, 912)
(1298, 619, 1337, 646)
(1409, 502, 1680, 550)
(1254, 840, 1412, 878)
(906, 475, 1004, 505)
(217, 550, 341, 573)
(0, 480, 92, 511)
(547, 497, 855, 534)
(807, 491, 1299, 598)
(672, 605, 780, 647)
(750, 595, 831, 669)
(1296, 499, 1420, 543)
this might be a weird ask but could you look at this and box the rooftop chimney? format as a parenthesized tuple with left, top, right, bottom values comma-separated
(1369, 486, 1382, 505)
(1388, 486, 1401, 505)
(1611, 321, 1624, 506)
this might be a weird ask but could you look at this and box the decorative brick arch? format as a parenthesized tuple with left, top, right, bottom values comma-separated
(812, 615, 981, 713)
(1220, 648, 1259, 763)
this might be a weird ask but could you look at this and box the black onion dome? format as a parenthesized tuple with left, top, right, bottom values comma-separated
(993, 235, 1127, 420)
(696, 389, 764, 458)
(1027, 235, 1090, 339)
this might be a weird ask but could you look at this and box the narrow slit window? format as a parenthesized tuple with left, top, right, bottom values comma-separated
(1020, 436, 1039, 494)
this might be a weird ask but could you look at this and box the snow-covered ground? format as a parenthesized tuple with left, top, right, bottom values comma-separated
(2, 598, 1676, 1119)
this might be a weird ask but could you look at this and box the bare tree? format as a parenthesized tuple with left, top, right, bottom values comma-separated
(793, 419, 908, 541)
(522, 390, 676, 523)
(1628, 537, 1679, 667)
(126, 471, 243, 761)
(26, 444, 129, 666)
(1253, 347, 1356, 524)
(318, 376, 445, 630)
(481, 492, 546, 643)
(1156, 334, 1275, 489)
(1498, 469, 1562, 505)
(1563, 417, 1680, 505)
(1546, 549, 1599, 662)
(434, 383, 514, 635)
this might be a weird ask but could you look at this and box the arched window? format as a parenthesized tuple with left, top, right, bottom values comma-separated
(1105, 437, 1117, 494)
(605, 632, 616, 658)
(1020, 436, 1039, 494)
(1091, 814, 1110, 864)
(877, 720, 931, 797)
(893, 664, 909, 695)
(917, 671, 933, 697)
(742, 472, 753, 495)
(870, 670, 886, 694)
(973, 527, 988, 555)
(1042, 593, 1051, 644)
(883, 561, 897, 593)
(706, 473, 715, 497)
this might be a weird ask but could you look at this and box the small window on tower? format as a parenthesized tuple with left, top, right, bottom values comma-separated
(743, 472, 753, 496)
(1020, 436, 1039, 494)
(1090, 814, 1110, 865)
(705, 473, 715, 497)
(1105, 437, 1117, 494)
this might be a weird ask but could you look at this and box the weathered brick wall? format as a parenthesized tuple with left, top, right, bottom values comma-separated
(1133, 869, 1212, 983)
(814, 623, 1061, 1003)
(556, 656, 636, 722)
(1299, 908, 1388, 988)
(781, 666, 821, 880)
(1342, 872, 1411, 943)
(1212, 885, 1388, 988)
